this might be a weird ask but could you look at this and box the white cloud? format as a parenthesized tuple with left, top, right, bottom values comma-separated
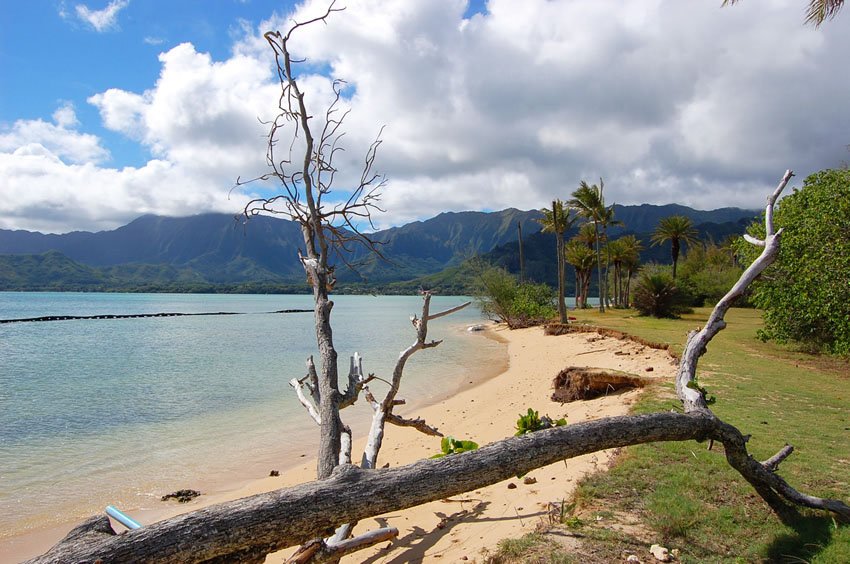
(246, 0, 850, 219)
(0, 104, 109, 165)
(144, 36, 165, 45)
(75, 0, 130, 32)
(5, 0, 850, 233)
(52, 102, 80, 128)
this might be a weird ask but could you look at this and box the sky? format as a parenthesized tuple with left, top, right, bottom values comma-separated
(0, 0, 848, 234)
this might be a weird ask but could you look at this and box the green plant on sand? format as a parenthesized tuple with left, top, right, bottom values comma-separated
(430, 436, 480, 459)
(515, 408, 567, 436)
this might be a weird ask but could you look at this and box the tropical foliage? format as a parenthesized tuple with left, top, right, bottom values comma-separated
(650, 215, 699, 279)
(676, 239, 745, 306)
(475, 265, 557, 329)
(723, 0, 844, 26)
(514, 408, 567, 436)
(430, 436, 479, 459)
(568, 178, 619, 312)
(632, 271, 688, 318)
(538, 200, 576, 323)
(607, 235, 643, 308)
(736, 168, 850, 354)
(564, 234, 596, 309)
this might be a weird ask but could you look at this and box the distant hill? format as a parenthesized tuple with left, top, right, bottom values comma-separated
(0, 205, 757, 292)
(607, 203, 756, 236)
(344, 209, 544, 282)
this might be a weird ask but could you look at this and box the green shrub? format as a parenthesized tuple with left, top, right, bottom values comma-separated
(476, 266, 557, 328)
(735, 169, 850, 355)
(677, 242, 747, 307)
(632, 272, 689, 318)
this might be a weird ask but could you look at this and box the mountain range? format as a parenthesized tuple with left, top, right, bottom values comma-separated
(0, 204, 758, 293)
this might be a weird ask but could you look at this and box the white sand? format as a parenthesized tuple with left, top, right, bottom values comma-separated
(5, 324, 676, 563)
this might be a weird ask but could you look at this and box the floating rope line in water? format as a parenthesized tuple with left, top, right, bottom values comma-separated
(0, 309, 312, 324)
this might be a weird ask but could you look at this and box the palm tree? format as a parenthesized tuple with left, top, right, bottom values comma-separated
(650, 215, 699, 279)
(575, 222, 598, 250)
(569, 180, 604, 311)
(618, 235, 643, 307)
(722, 0, 843, 26)
(606, 238, 626, 308)
(597, 201, 622, 308)
(570, 223, 599, 308)
(568, 179, 618, 312)
(538, 200, 576, 323)
(565, 239, 595, 309)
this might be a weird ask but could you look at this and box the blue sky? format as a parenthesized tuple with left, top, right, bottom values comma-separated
(0, 1, 848, 233)
(2, 1, 333, 167)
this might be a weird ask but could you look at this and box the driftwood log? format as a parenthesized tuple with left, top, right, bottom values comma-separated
(551, 367, 652, 403)
(27, 170, 850, 563)
(27, 411, 850, 564)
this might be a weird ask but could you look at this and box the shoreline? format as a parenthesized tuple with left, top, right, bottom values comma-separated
(5, 323, 676, 563)
(0, 322, 508, 563)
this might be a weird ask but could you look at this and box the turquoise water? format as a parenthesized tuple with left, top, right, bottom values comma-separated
(0, 292, 499, 539)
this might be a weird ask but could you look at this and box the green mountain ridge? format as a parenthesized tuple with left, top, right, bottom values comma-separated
(0, 205, 757, 292)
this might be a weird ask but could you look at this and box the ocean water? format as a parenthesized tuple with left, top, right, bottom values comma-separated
(0, 292, 500, 540)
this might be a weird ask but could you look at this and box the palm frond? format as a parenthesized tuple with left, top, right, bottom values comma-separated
(722, 0, 843, 26)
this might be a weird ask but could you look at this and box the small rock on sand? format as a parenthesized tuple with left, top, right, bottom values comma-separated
(650, 543, 671, 562)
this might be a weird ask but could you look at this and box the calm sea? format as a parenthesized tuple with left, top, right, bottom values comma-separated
(0, 292, 499, 544)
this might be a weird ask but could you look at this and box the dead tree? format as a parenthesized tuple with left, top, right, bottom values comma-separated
(235, 4, 473, 559)
(29, 169, 850, 563)
(287, 292, 469, 562)
(236, 1, 384, 482)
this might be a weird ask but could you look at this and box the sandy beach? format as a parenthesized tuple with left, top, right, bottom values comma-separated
(7, 323, 677, 563)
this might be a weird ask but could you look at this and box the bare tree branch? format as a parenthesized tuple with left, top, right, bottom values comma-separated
(676, 170, 793, 412)
(762, 444, 794, 472)
(386, 413, 443, 437)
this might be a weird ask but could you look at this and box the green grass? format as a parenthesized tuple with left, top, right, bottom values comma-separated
(498, 307, 850, 563)
(486, 533, 577, 563)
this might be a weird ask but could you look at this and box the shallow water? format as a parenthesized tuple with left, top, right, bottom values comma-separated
(0, 292, 499, 539)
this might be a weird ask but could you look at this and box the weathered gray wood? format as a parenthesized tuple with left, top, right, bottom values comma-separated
(41, 403, 845, 562)
(675, 169, 793, 412)
(27, 412, 717, 564)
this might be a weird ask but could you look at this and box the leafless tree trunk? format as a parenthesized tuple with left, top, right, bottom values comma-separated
(237, 1, 385, 480)
(237, 4, 476, 559)
(517, 220, 525, 284)
(288, 293, 468, 560)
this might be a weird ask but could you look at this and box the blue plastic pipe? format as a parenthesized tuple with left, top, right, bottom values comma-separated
(105, 505, 142, 530)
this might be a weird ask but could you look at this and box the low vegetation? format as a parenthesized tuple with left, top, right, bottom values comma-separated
(631, 271, 688, 318)
(430, 436, 479, 459)
(491, 307, 849, 563)
(475, 265, 557, 328)
(514, 408, 567, 436)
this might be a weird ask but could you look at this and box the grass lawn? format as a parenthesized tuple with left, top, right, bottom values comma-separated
(489, 307, 849, 563)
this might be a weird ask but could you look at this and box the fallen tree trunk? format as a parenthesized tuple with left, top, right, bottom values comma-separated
(26, 409, 850, 564)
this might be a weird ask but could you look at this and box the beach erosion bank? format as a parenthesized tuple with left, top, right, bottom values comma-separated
(6, 324, 677, 563)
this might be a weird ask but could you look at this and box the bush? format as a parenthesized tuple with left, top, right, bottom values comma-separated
(476, 266, 557, 328)
(632, 272, 689, 318)
(735, 169, 850, 355)
(677, 242, 746, 307)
